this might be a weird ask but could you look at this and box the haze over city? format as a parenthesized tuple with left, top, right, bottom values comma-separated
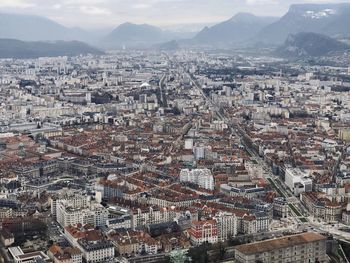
(1, 0, 350, 263)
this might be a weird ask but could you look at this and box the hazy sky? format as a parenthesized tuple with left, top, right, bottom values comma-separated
(0, 0, 350, 29)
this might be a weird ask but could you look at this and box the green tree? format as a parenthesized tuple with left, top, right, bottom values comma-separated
(188, 243, 211, 263)
(170, 250, 191, 263)
(218, 242, 226, 260)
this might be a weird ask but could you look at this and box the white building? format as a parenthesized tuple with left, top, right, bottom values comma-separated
(214, 212, 237, 242)
(180, 168, 214, 190)
(285, 167, 312, 196)
(8, 246, 50, 263)
(51, 195, 90, 219)
(55, 195, 109, 228)
(184, 138, 193, 150)
(77, 238, 114, 263)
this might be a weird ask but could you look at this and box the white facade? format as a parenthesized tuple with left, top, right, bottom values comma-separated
(285, 167, 312, 196)
(214, 212, 237, 241)
(51, 195, 90, 219)
(55, 196, 109, 227)
(77, 240, 114, 263)
(184, 138, 193, 150)
(180, 168, 214, 190)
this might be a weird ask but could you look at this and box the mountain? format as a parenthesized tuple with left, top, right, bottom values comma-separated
(104, 22, 176, 48)
(154, 40, 180, 51)
(192, 13, 278, 46)
(0, 39, 103, 59)
(256, 3, 350, 45)
(106, 23, 164, 43)
(104, 22, 203, 49)
(0, 13, 94, 42)
(274, 32, 350, 58)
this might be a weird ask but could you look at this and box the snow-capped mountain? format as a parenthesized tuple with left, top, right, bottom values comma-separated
(303, 9, 337, 19)
(255, 3, 350, 44)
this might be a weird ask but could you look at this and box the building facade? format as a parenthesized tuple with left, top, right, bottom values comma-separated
(234, 232, 327, 263)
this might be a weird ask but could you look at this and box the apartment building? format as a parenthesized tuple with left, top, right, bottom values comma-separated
(301, 192, 343, 222)
(188, 220, 218, 245)
(51, 194, 90, 219)
(48, 244, 83, 263)
(180, 168, 214, 190)
(214, 212, 238, 242)
(273, 197, 290, 219)
(234, 232, 327, 263)
(77, 238, 114, 263)
(131, 206, 176, 230)
(55, 196, 108, 228)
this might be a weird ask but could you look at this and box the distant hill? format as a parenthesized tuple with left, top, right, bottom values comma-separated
(154, 40, 180, 51)
(274, 32, 350, 58)
(0, 13, 94, 42)
(0, 39, 103, 59)
(256, 3, 350, 44)
(104, 22, 189, 49)
(192, 13, 278, 47)
(101, 23, 200, 49)
(105, 23, 164, 44)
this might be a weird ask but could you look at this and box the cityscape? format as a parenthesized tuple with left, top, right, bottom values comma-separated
(1, 1, 350, 263)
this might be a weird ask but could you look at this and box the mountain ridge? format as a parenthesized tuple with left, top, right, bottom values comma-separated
(192, 13, 278, 47)
(0, 13, 93, 42)
(255, 3, 350, 44)
(274, 32, 350, 58)
(0, 39, 103, 59)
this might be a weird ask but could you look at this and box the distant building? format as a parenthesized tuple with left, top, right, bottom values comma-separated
(220, 184, 266, 199)
(0, 207, 12, 219)
(108, 229, 159, 256)
(77, 238, 114, 263)
(106, 215, 132, 230)
(188, 220, 218, 245)
(0, 229, 14, 247)
(131, 206, 177, 230)
(285, 167, 312, 196)
(301, 192, 343, 222)
(273, 197, 289, 218)
(65, 226, 114, 263)
(180, 169, 214, 190)
(54, 195, 109, 228)
(342, 210, 350, 225)
(234, 232, 327, 263)
(241, 212, 269, 235)
(48, 244, 82, 263)
(214, 212, 237, 241)
(8, 246, 51, 263)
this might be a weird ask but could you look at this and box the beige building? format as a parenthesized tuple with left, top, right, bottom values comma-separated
(234, 232, 327, 263)
(0, 229, 14, 247)
(113, 237, 139, 257)
(0, 207, 12, 219)
(338, 128, 350, 142)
